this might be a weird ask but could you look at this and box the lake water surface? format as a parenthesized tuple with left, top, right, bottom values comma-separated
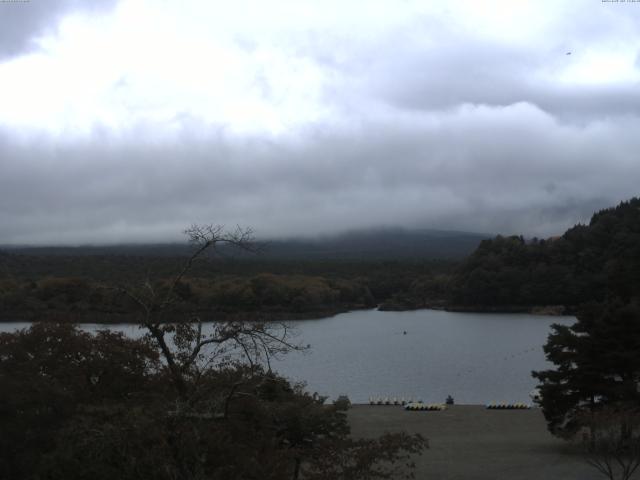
(1, 309, 574, 404)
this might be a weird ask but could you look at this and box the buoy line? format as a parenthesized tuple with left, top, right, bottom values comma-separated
(485, 402, 531, 409)
(404, 402, 446, 411)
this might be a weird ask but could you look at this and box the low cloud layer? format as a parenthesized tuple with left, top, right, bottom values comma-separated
(0, 0, 638, 244)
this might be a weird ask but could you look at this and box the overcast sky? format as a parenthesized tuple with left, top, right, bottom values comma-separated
(1, 0, 639, 245)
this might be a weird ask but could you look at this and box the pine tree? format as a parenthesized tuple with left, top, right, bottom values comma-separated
(533, 299, 640, 437)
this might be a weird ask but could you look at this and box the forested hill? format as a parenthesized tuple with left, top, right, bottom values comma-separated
(450, 198, 640, 311)
(0, 228, 478, 322)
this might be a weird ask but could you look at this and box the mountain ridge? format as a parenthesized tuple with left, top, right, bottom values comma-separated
(1, 227, 489, 260)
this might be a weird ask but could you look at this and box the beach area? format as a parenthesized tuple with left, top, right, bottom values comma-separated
(348, 405, 603, 480)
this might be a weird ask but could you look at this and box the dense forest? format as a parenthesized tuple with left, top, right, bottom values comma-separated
(449, 197, 640, 312)
(0, 253, 455, 322)
(0, 228, 476, 322)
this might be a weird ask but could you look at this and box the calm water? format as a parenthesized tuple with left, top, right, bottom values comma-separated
(0, 309, 574, 404)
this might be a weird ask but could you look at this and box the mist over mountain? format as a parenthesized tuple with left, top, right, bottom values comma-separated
(263, 228, 488, 260)
(2, 227, 488, 260)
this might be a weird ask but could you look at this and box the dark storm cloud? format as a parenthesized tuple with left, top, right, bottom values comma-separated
(0, 0, 118, 59)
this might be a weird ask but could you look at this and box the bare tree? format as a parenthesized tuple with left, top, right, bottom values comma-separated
(581, 405, 640, 480)
(116, 224, 302, 399)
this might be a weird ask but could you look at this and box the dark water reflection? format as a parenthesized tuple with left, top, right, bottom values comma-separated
(0, 309, 574, 404)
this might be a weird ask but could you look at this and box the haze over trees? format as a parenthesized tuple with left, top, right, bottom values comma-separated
(2, 228, 485, 260)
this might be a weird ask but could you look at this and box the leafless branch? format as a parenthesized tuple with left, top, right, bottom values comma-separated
(109, 224, 302, 401)
(581, 405, 640, 480)
(159, 224, 256, 311)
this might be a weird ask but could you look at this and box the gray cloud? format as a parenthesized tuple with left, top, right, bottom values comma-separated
(0, 0, 118, 60)
(330, 27, 640, 123)
(1, 1, 639, 245)
(1, 101, 639, 245)
(286, 2, 640, 125)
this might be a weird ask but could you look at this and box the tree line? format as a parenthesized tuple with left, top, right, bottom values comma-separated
(523, 200, 640, 479)
(0, 253, 455, 321)
(449, 198, 640, 311)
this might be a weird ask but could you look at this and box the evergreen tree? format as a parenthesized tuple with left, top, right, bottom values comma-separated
(451, 197, 640, 309)
(532, 299, 640, 437)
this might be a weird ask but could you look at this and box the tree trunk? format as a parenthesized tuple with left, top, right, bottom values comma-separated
(148, 324, 188, 397)
(292, 457, 301, 480)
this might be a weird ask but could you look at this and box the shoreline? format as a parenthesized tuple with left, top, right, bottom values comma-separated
(0, 305, 366, 324)
(0, 303, 575, 324)
(378, 303, 575, 316)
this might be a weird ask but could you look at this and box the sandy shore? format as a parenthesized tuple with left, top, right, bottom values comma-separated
(348, 405, 603, 480)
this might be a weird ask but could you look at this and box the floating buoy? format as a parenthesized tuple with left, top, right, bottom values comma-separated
(405, 402, 446, 411)
(486, 402, 531, 410)
(369, 396, 417, 406)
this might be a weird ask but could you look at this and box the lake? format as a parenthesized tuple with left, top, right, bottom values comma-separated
(0, 308, 574, 404)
